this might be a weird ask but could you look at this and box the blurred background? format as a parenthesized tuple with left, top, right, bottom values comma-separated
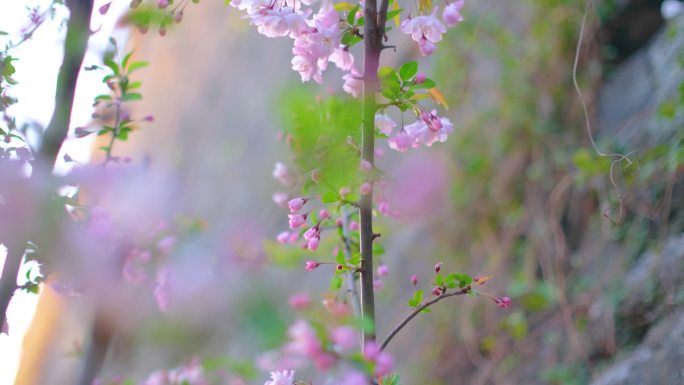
(1, 0, 683, 384)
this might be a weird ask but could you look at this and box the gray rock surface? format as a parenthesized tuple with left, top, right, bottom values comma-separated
(590, 310, 684, 385)
(598, 15, 684, 148)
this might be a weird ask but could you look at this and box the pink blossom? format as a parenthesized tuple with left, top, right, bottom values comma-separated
(434, 262, 443, 273)
(432, 287, 442, 296)
(122, 249, 149, 285)
(157, 0, 169, 9)
(288, 197, 307, 212)
(306, 237, 319, 251)
(339, 186, 351, 197)
(362, 341, 380, 360)
(153, 268, 170, 312)
(318, 209, 330, 219)
(410, 274, 418, 286)
(377, 200, 400, 218)
(377, 264, 389, 277)
(288, 214, 307, 229)
(388, 131, 413, 152)
(288, 293, 312, 309)
(252, 8, 310, 38)
(342, 70, 363, 98)
(273, 192, 289, 207)
(339, 371, 367, 385)
(374, 351, 394, 376)
(273, 162, 291, 185)
(330, 47, 354, 72)
(305, 261, 320, 271)
(415, 72, 426, 84)
(373, 279, 384, 291)
(330, 326, 357, 351)
(277, 231, 297, 244)
(418, 38, 436, 56)
(443, 0, 465, 27)
(291, 46, 323, 84)
(360, 159, 372, 172)
(322, 299, 350, 316)
(287, 320, 323, 357)
(405, 112, 454, 147)
(375, 114, 397, 135)
(359, 182, 372, 195)
(401, 10, 446, 56)
(264, 370, 295, 385)
(303, 226, 320, 240)
(313, 5, 339, 30)
(494, 296, 512, 309)
(349, 221, 359, 231)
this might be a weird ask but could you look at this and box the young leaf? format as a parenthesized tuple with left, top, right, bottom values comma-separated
(321, 191, 338, 203)
(399, 61, 418, 81)
(127, 61, 148, 73)
(347, 4, 360, 24)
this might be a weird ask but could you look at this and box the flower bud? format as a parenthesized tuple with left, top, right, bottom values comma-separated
(305, 261, 320, 271)
(414, 72, 426, 84)
(410, 274, 418, 286)
(434, 262, 442, 273)
(360, 182, 372, 195)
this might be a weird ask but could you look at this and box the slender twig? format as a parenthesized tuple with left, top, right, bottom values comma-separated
(360, 0, 383, 346)
(380, 288, 470, 351)
(340, 207, 362, 320)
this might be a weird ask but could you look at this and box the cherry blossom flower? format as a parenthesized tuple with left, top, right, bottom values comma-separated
(360, 182, 372, 195)
(388, 131, 414, 152)
(410, 274, 418, 286)
(273, 162, 292, 185)
(288, 197, 307, 212)
(375, 114, 397, 135)
(494, 296, 512, 309)
(288, 214, 307, 229)
(342, 70, 363, 98)
(330, 47, 355, 71)
(305, 261, 320, 271)
(330, 326, 357, 351)
(291, 46, 324, 83)
(273, 192, 289, 207)
(360, 159, 372, 172)
(288, 293, 312, 309)
(264, 370, 295, 385)
(443, 0, 465, 27)
(377, 264, 389, 277)
(401, 10, 447, 56)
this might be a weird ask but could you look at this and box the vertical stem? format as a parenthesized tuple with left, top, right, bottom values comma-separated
(360, 0, 384, 347)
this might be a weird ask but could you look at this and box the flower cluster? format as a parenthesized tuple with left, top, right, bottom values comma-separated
(400, 1, 465, 56)
(377, 110, 455, 152)
(139, 358, 209, 385)
(231, 0, 357, 85)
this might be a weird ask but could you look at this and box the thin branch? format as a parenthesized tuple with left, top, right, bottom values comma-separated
(0, 241, 26, 330)
(35, 0, 94, 176)
(76, 311, 115, 385)
(380, 288, 470, 351)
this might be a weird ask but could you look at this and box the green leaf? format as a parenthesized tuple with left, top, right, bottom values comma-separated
(122, 51, 134, 70)
(128, 81, 142, 89)
(399, 61, 418, 81)
(94, 94, 112, 101)
(347, 4, 360, 24)
(127, 61, 148, 73)
(411, 78, 436, 89)
(322, 191, 338, 203)
(378, 66, 397, 80)
(386, 9, 402, 20)
(330, 275, 343, 290)
(122, 92, 142, 101)
(103, 57, 119, 75)
(0, 31, 8, 36)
